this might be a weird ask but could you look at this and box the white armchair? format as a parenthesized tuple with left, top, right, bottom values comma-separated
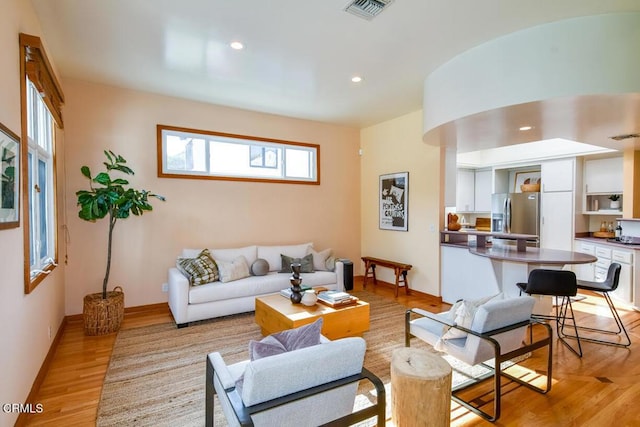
(206, 337, 385, 426)
(405, 295, 552, 422)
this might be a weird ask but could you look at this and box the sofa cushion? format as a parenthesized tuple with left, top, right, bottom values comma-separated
(188, 271, 338, 304)
(257, 243, 313, 272)
(249, 318, 323, 360)
(279, 253, 314, 273)
(210, 245, 257, 265)
(182, 245, 258, 266)
(250, 258, 270, 276)
(307, 247, 333, 271)
(216, 256, 251, 283)
(176, 249, 219, 285)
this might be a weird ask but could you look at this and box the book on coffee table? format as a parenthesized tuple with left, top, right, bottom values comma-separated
(317, 291, 358, 307)
(279, 286, 312, 298)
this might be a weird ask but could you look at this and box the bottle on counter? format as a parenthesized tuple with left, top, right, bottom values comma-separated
(608, 222, 614, 233)
(615, 221, 622, 240)
(600, 221, 607, 232)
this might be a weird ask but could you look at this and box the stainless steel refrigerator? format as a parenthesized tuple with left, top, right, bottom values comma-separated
(491, 192, 540, 243)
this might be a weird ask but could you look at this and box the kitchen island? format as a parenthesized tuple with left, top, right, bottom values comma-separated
(441, 230, 596, 304)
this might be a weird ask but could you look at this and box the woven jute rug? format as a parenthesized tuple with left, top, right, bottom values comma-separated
(96, 291, 446, 426)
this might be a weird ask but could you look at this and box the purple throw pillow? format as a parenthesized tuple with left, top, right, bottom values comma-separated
(248, 318, 323, 361)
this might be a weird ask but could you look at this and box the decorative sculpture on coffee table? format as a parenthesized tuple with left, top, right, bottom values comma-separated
(290, 263, 303, 304)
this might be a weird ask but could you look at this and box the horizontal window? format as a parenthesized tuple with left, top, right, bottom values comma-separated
(157, 125, 320, 184)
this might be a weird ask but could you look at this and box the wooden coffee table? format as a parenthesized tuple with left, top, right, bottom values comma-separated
(254, 293, 370, 340)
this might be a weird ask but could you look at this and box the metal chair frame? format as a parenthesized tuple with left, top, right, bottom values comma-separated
(517, 269, 583, 358)
(563, 263, 631, 348)
(405, 308, 553, 422)
(206, 357, 386, 427)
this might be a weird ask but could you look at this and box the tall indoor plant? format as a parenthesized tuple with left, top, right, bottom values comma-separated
(76, 150, 165, 334)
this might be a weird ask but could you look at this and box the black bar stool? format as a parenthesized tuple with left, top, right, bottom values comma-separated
(517, 269, 582, 357)
(563, 263, 631, 348)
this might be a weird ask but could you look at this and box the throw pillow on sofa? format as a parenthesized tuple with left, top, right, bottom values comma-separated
(216, 255, 251, 283)
(307, 247, 333, 271)
(279, 253, 314, 273)
(250, 258, 270, 276)
(176, 249, 219, 285)
(257, 243, 313, 272)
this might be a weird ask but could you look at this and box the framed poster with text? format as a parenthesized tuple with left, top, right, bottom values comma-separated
(379, 172, 408, 231)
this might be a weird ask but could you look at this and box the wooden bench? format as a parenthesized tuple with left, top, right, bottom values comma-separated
(361, 256, 412, 297)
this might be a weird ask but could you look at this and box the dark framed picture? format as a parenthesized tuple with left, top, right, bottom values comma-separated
(379, 172, 408, 231)
(0, 122, 20, 230)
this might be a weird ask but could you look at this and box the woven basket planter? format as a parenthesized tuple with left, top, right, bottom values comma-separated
(83, 286, 124, 336)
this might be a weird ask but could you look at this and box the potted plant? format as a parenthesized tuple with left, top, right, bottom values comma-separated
(76, 150, 165, 335)
(608, 194, 621, 209)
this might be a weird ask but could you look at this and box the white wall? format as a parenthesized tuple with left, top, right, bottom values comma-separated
(360, 110, 441, 296)
(0, 1, 67, 426)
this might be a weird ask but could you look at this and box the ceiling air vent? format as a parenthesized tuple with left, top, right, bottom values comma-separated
(344, 0, 394, 21)
(610, 133, 640, 141)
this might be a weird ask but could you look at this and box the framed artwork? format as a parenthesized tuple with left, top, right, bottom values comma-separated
(379, 172, 408, 231)
(0, 122, 20, 230)
(514, 170, 541, 193)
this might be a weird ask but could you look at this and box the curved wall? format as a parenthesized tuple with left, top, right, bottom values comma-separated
(423, 13, 640, 136)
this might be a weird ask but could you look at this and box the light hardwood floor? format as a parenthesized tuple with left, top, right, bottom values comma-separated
(20, 278, 640, 426)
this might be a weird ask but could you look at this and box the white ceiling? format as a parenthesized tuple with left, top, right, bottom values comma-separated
(31, 0, 640, 152)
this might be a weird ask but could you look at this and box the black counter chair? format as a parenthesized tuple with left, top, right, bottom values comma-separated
(517, 269, 582, 357)
(563, 263, 631, 348)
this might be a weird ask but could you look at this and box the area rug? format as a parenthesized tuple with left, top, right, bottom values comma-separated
(96, 291, 475, 426)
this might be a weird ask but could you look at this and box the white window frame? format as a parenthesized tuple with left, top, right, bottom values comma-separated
(26, 80, 56, 280)
(157, 125, 320, 185)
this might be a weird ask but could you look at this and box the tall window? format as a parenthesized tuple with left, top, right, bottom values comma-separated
(20, 33, 65, 293)
(27, 82, 55, 278)
(158, 125, 320, 184)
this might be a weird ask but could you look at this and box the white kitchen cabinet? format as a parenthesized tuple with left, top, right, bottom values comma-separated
(584, 157, 623, 194)
(474, 169, 492, 212)
(456, 169, 475, 212)
(541, 158, 574, 192)
(611, 249, 633, 304)
(540, 191, 574, 250)
(573, 240, 595, 281)
(573, 240, 634, 305)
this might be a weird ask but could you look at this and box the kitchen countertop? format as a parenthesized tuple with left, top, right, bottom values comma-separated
(575, 236, 640, 250)
(470, 246, 597, 265)
(441, 229, 538, 252)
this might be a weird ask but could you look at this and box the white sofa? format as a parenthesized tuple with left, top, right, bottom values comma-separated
(167, 243, 347, 327)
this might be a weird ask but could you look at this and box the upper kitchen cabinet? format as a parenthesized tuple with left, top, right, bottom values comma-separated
(474, 169, 492, 212)
(584, 157, 623, 194)
(456, 168, 492, 213)
(456, 169, 475, 212)
(541, 158, 575, 192)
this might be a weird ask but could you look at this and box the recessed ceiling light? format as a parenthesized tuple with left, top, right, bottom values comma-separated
(519, 126, 533, 131)
(230, 41, 244, 50)
(351, 76, 363, 83)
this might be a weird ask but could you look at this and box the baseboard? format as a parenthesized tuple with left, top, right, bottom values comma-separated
(15, 316, 67, 427)
(66, 301, 170, 322)
(355, 275, 442, 302)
